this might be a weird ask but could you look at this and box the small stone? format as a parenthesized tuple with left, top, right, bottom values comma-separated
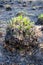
(6, 7, 12, 11)
(39, 43, 43, 48)
(10, 0, 12, 2)
(12, 48, 15, 52)
(29, 51, 32, 55)
(0, 4, 4, 8)
(38, 6, 43, 10)
(20, 50, 25, 56)
(41, 27, 43, 31)
(17, 0, 22, 4)
(3, 43, 8, 49)
(22, 2, 27, 7)
(29, 1, 32, 4)
(4, 4, 12, 11)
(39, 44, 43, 54)
(32, 7, 36, 10)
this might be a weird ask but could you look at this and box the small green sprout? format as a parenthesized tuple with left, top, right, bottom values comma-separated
(38, 14, 43, 19)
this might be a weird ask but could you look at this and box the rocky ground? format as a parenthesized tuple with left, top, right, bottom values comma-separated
(0, 1, 43, 65)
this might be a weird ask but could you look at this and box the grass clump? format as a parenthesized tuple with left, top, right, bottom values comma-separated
(5, 14, 39, 53)
(7, 14, 34, 39)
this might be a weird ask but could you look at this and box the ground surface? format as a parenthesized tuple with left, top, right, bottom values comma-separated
(0, 1, 43, 65)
